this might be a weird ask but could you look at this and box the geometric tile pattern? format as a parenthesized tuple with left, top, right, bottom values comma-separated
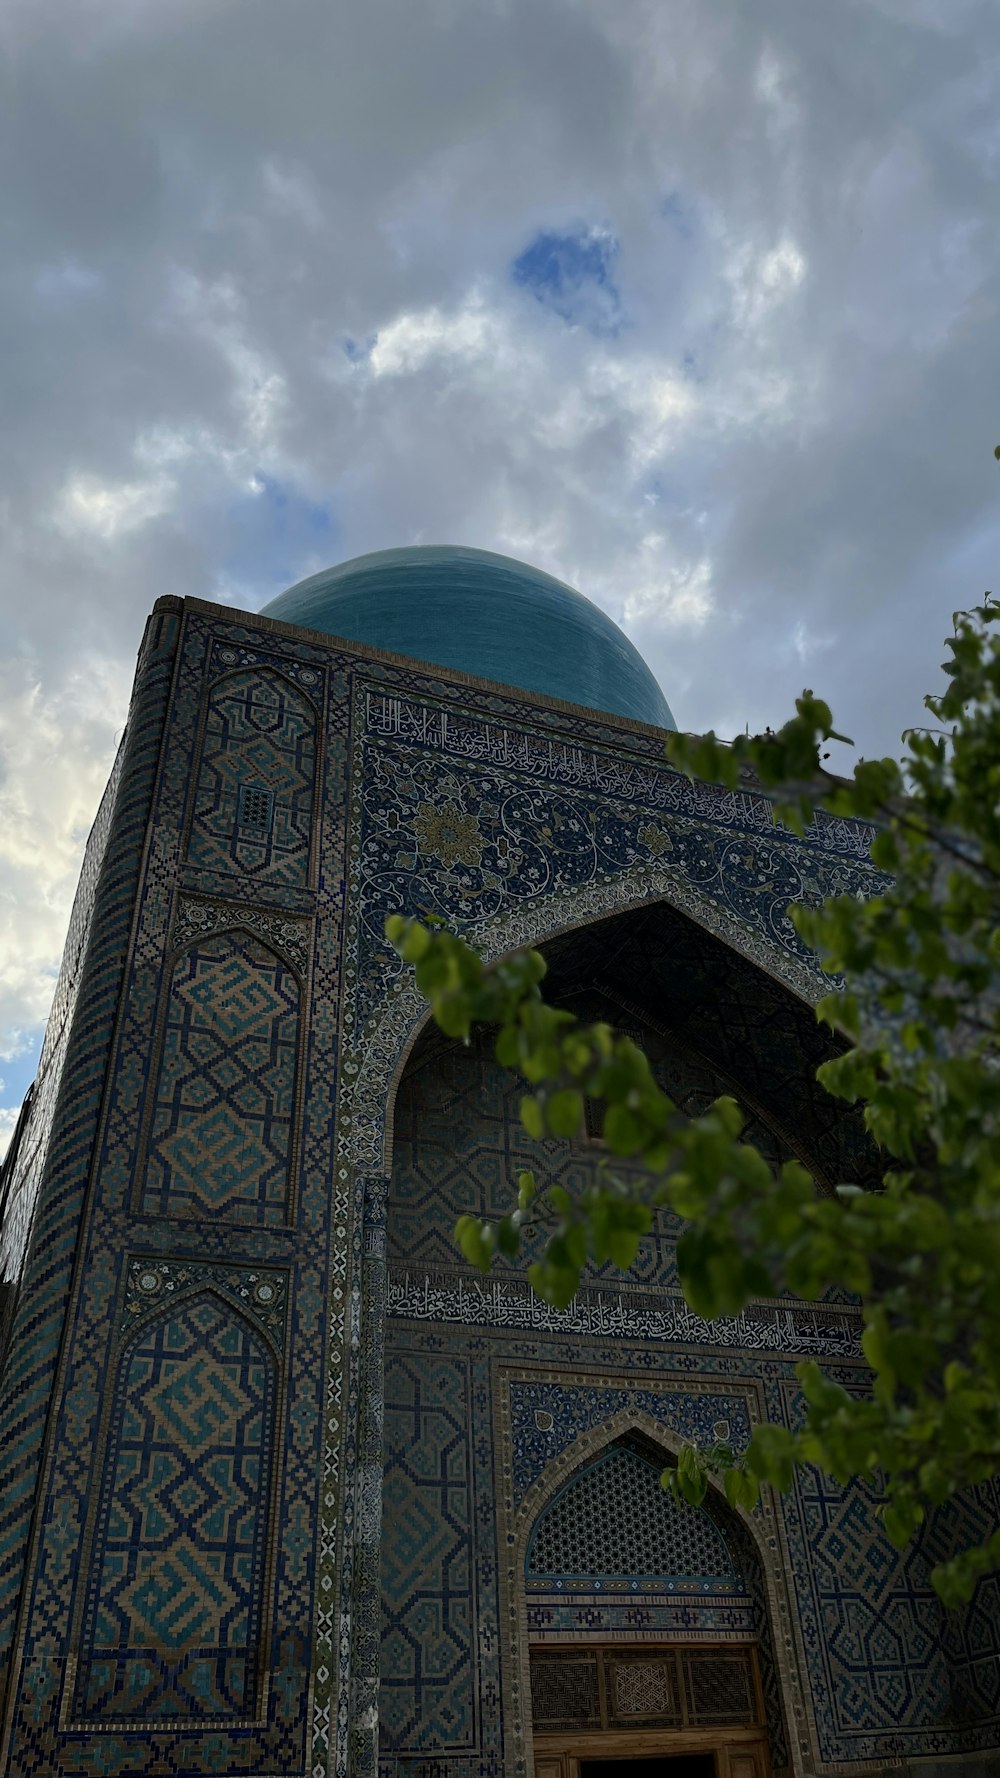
(379, 1352, 480, 1756)
(0, 611, 335, 1775)
(508, 1381, 750, 1509)
(0, 607, 183, 1711)
(502, 1383, 789, 1771)
(141, 931, 300, 1224)
(379, 974, 994, 1772)
(526, 1444, 743, 1593)
(924, 1485, 1000, 1727)
(769, 1366, 999, 1761)
(724, 1511, 790, 1771)
(792, 1463, 951, 1746)
(76, 1293, 276, 1721)
(187, 668, 316, 885)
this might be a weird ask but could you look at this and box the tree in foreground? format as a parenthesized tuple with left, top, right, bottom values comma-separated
(387, 595, 1000, 1605)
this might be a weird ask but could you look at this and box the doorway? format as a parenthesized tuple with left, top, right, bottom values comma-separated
(581, 1759, 715, 1778)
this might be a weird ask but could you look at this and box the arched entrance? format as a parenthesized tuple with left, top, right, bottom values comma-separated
(514, 1428, 786, 1778)
(373, 896, 858, 1777)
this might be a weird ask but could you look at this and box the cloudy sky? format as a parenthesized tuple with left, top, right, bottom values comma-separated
(1, 0, 999, 1149)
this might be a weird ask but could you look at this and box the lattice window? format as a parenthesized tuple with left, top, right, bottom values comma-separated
(607, 1651, 681, 1727)
(526, 1444, 742, 1589)
(528, 1652, 601, 1731)
(685, 1651, 757, 1723)
(238, 783, 275, 833)
(530, 1645, 759, 1732)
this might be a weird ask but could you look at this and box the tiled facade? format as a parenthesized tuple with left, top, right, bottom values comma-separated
(0, 593, 995, 1777)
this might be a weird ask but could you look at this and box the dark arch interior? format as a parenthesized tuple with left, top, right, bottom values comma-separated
(399, 896, 878, 1194)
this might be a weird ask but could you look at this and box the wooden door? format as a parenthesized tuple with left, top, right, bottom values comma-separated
(534, 1755, 572, 1778)
(721, 1740, 770, 1778)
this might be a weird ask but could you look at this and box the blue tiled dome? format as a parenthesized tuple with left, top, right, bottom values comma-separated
(260, 545, 675, 730)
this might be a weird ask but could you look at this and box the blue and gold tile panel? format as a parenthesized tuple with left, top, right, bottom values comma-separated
(73, 1290, 278, 1724)
(140, 928, 301, 1225)
(187, 667, 317, 886)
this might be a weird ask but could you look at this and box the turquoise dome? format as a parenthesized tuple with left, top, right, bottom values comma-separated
(260, 545, 675, 730)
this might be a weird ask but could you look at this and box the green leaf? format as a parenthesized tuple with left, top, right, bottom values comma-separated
(399, 922, 431, 962)
(746, 1425, 797, 1492)
(603, 1102, 645, 1156)
(454, 1216, 494, 1274)
(517, 1171, 537, 1211)
(547, 1088, 584, 1137)
(723, 1467, 744, 1510)
(520, 1096, 544, 1139)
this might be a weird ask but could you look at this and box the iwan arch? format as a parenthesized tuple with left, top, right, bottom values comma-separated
(0, 545, 996, 1778)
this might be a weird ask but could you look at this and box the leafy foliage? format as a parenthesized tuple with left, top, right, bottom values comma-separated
(386, 596, 1000, 1605)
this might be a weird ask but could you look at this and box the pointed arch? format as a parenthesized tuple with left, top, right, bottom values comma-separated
(504, 1405, 810, 1778)
(359, 866, 831, 1178)
(524, 1442, 743, 1594)
(72, 1288, 278, 1725)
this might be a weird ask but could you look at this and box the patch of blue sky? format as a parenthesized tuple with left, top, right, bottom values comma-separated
(34, 260, 104, 304)
(342, 334, 376, 364)
(511, 226, 624, 337)
(221, 474, 336, 602)
(0, 1029, 44, 1115)
(661, 191, 698, 239)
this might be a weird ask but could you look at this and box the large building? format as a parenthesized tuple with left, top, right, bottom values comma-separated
(0, 547, 996, 1778)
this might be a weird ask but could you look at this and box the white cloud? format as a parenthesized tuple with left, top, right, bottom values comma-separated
(620, 550, 714, 631)
(0, 0, 998, 1057)
(0, 1106, 19, 1163)
(0, 655, 130, 1054)
(56, 471, 175, 540)
(727, 236, 807, 335)
(369, 295, 498, 378)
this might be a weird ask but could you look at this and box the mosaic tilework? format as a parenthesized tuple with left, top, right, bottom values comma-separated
(352, 727, 889, 1044)
(187, 668, 317, 886)
(525, 1444, 742, 1593)
(524, 1597, 755, 1639)
(141, 931, 300, 1224)
(923, 1485, 1000, 1727)
(386, 1008, 866, 1283)
(766, 1375, 1000, 1764)
(0, 607, 181, 1708)
(726, 1510, 790, 1770)
(344, 676, 888, 1179)
(502, 1389, 792, 1774)
(380, 1352, 479, 1754)
(0, 611, 339, 1775)
(378, 978, 997, 1775)
(75, 1293, 277, 1722)
(508, 1380, 750, 1509)
(376, 1338, 504, 1778)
